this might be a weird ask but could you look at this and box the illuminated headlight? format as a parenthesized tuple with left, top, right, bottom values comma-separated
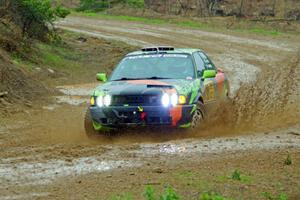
(96, 96, 104, 107)
(162, 93, 170, 107)
(162, 93, 185, 107)
(171, 94, 178, 106)
(103, 95, 112, 107)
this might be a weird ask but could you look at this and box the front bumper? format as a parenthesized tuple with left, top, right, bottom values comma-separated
(89, 104, 195, 128)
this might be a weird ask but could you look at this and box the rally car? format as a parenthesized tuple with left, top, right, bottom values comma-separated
(84, 46, 229, 137)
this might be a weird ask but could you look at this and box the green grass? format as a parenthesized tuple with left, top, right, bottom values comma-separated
(262, 192, 288, 200)
(75, 12, 167, 25)
(199, 192, 235, 200)
(109, 185, 236, 200)
(217, 170, 252, 184)
(174, 170, 210, 191)
(284, 154, 292, 165)
(72, 11, 283, 36)
(34, 42, 84, 71)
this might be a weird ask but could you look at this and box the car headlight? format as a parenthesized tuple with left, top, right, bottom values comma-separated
(162, 93, 170, 107)
(162, 93, 184, 107)
(96, 96, 104, 107)
(103, 95, 112, 107)
(171, 94, 178, 106)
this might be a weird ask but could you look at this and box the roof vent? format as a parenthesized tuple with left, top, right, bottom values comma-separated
(141, 46, 175, 52)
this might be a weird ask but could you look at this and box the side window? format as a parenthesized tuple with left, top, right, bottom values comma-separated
(193, 52, 205, 75)
(199, 52, 217, 70)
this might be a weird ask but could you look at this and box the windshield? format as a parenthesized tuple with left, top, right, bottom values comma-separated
(110, 53, 195, 81)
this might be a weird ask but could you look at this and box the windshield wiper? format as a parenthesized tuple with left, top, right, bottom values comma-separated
(144, 76, 172, 80)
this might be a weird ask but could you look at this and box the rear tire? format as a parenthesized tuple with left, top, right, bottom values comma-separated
(84, 108, 99, 139)
(191, 101, 206, 129)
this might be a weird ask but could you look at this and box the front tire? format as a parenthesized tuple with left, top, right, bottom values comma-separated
(191, 101, 206, 129)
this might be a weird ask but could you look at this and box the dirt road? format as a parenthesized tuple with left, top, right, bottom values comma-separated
(0, 15, 300, 199)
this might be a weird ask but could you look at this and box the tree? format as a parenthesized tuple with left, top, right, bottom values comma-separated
(8, 0, 70, 39)
(206, 0, 218, 16)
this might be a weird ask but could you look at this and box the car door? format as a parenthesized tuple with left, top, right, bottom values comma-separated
(199, 52, 228, 100)
(193, 52, 217, 104)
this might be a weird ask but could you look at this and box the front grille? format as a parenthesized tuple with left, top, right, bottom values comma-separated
(112, 95, 160, 106)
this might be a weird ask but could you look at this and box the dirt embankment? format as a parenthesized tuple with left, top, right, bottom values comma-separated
(0, 50, 48, 115)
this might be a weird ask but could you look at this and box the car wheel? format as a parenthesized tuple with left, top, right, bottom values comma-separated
(84, 108, 100, 139)
(191, 101, 206, 129)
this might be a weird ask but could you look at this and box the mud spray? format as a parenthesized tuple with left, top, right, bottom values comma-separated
(200, 51, 300, 137)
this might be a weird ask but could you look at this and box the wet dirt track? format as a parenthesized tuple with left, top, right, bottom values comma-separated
(1, 15, 300, 199)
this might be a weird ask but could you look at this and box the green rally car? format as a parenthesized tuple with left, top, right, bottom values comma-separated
(85, 46, 229, 137)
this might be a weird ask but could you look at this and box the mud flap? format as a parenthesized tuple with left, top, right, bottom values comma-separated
(92, 120, 113, 132)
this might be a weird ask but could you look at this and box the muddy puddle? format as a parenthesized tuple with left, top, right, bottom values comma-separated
(54, 83, 97, 106)
(1, 125, 299, 188)
(0, 157, 140, 186)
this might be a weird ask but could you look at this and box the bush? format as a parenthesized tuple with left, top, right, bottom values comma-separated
(77, 0, 110, 12)
(9, 0, 70, 39)
(126, 0, 144, 8)
(231, 170, 241, 181)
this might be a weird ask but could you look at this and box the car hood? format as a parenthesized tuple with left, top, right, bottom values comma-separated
(93, 79, 199, 97)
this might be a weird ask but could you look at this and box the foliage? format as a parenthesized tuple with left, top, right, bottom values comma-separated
(199, 192, 234, 200)
(9, 0, 70, 39)
(159, 187, 180, 200)
(144, 185, 156, 200)
(77, 0, 110, 12)
(126, 0, 144, 8)
(262, 192, 288, 200)
(231, 170, 241, 181)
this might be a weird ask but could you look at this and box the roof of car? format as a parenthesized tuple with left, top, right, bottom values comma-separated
(126, 48, 203, 56)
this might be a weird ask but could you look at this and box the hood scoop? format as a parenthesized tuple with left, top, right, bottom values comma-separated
(147, 84, 173, 88)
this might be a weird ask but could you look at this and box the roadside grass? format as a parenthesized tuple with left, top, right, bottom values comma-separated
(217, 169, 252, 184)
(9, 30, 135, 85)
(173, 170, 210, 191)
(72, 11, 284, 36)
(110, 185, 234, 200)
(199, 192, 235, 200)
(262, 192, 288, 200)
(34, 42, 83, 70)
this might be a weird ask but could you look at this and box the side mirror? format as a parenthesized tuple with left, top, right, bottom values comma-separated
(202, 70, 216, 79)
(96, 73, 107, 82)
